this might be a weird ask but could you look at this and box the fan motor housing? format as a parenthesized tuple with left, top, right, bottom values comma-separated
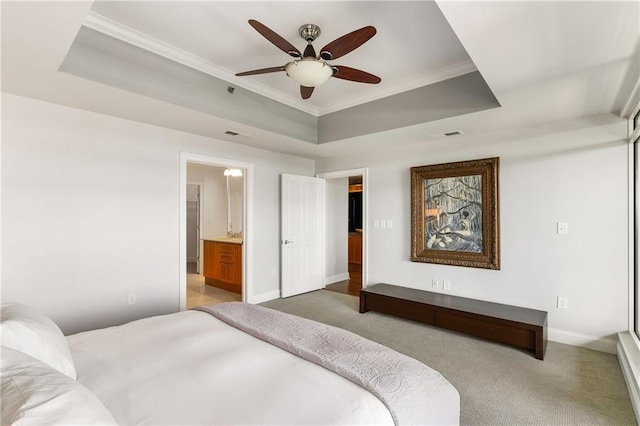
(299, 24, 321, 42)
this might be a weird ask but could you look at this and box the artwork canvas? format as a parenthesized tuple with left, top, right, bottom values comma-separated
(411, 157, 500, 269)
(424, 175, 483, 253)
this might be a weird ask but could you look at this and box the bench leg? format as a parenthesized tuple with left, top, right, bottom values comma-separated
(534, 328, 545, 360)
(359, 295, 369, 313)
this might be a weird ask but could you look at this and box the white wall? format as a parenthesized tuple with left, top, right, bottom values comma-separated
(1, 94, 314, 334)
(228, 174, 244, 235)
(325, 178, 349, 282)
(187, 164, 227, 239)
(317, 116, 629, 351)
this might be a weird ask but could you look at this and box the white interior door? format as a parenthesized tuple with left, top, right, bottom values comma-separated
(281, 174, 326, 297)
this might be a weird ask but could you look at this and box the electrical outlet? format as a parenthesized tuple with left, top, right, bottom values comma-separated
(557, 222, 569, 234)
(557, 296, 568, 309)
(128, 293, 137, 305)
(443, 280, 451, 290)
(431, 279, 439, 289)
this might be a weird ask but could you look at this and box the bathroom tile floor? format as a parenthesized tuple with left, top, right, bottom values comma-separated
(187, 266, 241, 309)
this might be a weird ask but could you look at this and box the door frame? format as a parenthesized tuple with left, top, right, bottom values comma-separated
(179, 152, 254, 310)
(316, 168, 369, 289)
(186, 182, 202, 273)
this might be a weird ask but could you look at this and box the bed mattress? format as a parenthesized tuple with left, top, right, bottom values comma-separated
(67, 310, 395, 425)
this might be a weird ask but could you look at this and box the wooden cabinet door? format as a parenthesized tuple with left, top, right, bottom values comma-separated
(233, 244, 243, 286)
(218, 249, 236, 284)
(218, 243, 242, 286)
(348, 234, 362, 265)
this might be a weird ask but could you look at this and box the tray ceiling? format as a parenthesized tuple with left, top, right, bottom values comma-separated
(83, 1, 478, 116)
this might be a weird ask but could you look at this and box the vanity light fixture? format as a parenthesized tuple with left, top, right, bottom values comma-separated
(224, 168, 243, 177)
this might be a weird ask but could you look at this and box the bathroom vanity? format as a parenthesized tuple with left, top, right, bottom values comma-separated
(202, 238, 243, 294)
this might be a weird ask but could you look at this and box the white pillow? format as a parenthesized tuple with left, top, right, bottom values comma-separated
(1, 347, 117, 425)
(0, 301, 76, 379)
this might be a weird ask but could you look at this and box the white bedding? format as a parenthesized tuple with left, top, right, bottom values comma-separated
(67, 310, 395, 425)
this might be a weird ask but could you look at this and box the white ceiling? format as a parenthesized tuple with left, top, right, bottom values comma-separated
(1, 1, 638, 160)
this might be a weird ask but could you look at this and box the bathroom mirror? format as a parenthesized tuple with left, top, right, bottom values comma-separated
(225, 168, 244, 238)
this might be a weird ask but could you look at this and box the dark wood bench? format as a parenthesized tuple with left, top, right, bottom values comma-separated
(359, 283, 547, 360)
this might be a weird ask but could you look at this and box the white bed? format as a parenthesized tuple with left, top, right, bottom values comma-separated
(1, 301, 460, 425)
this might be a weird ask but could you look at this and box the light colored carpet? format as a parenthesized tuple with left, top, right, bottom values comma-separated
(261, 290, 636, 425)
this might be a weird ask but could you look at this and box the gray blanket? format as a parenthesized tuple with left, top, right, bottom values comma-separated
(195, 302, 459, 425)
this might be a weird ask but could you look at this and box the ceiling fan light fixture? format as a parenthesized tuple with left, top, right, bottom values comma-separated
(285, 58, 333, 87)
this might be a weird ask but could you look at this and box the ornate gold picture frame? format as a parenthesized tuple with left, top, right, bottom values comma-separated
(410, 157, 500, 269)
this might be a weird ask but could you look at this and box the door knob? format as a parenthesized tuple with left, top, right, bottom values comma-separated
(282, 240, 294, 245)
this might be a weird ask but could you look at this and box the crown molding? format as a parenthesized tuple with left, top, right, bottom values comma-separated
(315, 60, 477, 116)
(83, 12, 319, 116)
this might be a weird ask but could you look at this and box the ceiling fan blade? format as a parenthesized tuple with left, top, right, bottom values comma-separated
(300, 86, 314, 99)
(235, 66, 285, 76)
(248, 20, 301, 58)
(332, 66, 381, 84)
(319, 26, 376, 60)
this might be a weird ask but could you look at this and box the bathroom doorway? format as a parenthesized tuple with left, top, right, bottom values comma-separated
(186, 164, 243, 308)
(179, 153, 254, 311)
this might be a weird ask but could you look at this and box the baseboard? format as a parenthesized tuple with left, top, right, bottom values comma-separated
(618, 332, 640, 422)
(548, 328, 618, 354)
(247, 290, 280, 305)
(324, 273, 350, 286)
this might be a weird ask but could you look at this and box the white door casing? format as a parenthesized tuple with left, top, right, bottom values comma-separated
(281, 174, 326, 298)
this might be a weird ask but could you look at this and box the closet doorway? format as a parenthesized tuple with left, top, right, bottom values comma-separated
(317, 168, 368, 297)
(346, 176, 363, 293)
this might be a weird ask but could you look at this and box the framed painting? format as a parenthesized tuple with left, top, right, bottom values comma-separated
(410, 157, 500, 270)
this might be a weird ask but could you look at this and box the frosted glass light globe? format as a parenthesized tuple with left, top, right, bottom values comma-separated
(285, 58, 333, 87)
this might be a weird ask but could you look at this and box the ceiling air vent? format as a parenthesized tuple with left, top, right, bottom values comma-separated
(224, 130, 240, 136)
(426, 130, 464, 140)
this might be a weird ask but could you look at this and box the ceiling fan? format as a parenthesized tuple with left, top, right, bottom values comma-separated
(235, 20, 381, 100)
